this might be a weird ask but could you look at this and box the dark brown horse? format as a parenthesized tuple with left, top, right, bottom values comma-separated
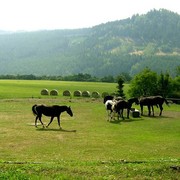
(32, 104, 73, 128)
(112, 97, 139, 120)
(139, 96, 169, 116)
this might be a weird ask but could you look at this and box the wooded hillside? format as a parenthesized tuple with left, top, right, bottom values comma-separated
(0, 9, 179, 77)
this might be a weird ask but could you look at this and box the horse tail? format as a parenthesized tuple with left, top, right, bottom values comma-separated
(32, 104, 38, 115)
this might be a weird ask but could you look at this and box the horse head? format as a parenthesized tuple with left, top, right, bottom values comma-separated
(67, 106, 73, 117)
(134, 97, 140, 105)
(128, 97, 139, 105)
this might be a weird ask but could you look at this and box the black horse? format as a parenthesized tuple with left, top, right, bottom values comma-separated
(32, 104, 73, 128)
(139, 96, 169, 116)
(112, 97, 139, 120)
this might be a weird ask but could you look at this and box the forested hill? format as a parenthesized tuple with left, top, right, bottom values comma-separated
(0, 9, 180, 77)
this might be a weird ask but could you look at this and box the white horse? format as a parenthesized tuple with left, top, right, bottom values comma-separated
(105, 100, 117, 121)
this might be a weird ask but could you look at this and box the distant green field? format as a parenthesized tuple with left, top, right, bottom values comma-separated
(0, 80, 128, 99)
(0, 80, 179, 179)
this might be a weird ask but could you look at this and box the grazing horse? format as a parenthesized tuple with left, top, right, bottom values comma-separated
(105, 100, 117, 121)
(32, 104, 73, 128)
(112, 97, 139, 120)
(139, 96, 169, 116)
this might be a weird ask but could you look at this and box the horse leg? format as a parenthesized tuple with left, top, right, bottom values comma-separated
(127, 109, 130, 119)
(116, 111, 119, 120)
(109, 111, 112, 121)
(159, 105, 163, 116)
(148, 105, 151, 116)
(121, 109, 124, 120)
(57, 116, 62, 129)
(107, 110, 112, 121)
(35, 116, 39, 128)
(46, 116, 54, 128)
(106, 110, 109, 121)
(35, 114, 44, 128)
(111, 110, 116, 120)
(140, 105, 143, 115)
(38, 115, 45, 128)
(119, 109, 122, 118)
(151, 106, 154, 116)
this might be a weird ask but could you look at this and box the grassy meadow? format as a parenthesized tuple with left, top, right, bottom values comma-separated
(0, 79, 122, 99)
(0, 80, 179, 179)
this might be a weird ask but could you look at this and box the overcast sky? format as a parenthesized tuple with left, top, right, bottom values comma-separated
(0, 0, 179, 31)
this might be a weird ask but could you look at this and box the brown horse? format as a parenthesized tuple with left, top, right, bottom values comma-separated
(112, 97, 139, 120)
(32, 104, 73, 128)
(139, 96, 169, 116)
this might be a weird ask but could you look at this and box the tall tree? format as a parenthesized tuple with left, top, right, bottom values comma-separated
(128, 68, 158, 97)
(157, 72, 172, 97)
(116, 76, 126, 98)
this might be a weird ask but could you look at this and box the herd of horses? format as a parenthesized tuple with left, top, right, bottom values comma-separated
(104, 95, 169, 121)
(31, 95, 169, 128)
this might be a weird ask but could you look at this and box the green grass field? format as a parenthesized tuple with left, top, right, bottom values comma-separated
(0, 80, 179, 179)
(0, 79, 123, 99)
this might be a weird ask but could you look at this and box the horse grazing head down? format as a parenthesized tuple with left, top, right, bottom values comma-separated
(66, 106, 73, 117)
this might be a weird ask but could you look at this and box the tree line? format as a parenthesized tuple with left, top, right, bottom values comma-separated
(0, 66, 179, 98)
(0, 73, 129, 83)
(127, 68, 180, 98)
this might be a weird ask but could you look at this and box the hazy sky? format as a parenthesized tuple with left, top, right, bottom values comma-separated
(0, 0, 179, 31)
